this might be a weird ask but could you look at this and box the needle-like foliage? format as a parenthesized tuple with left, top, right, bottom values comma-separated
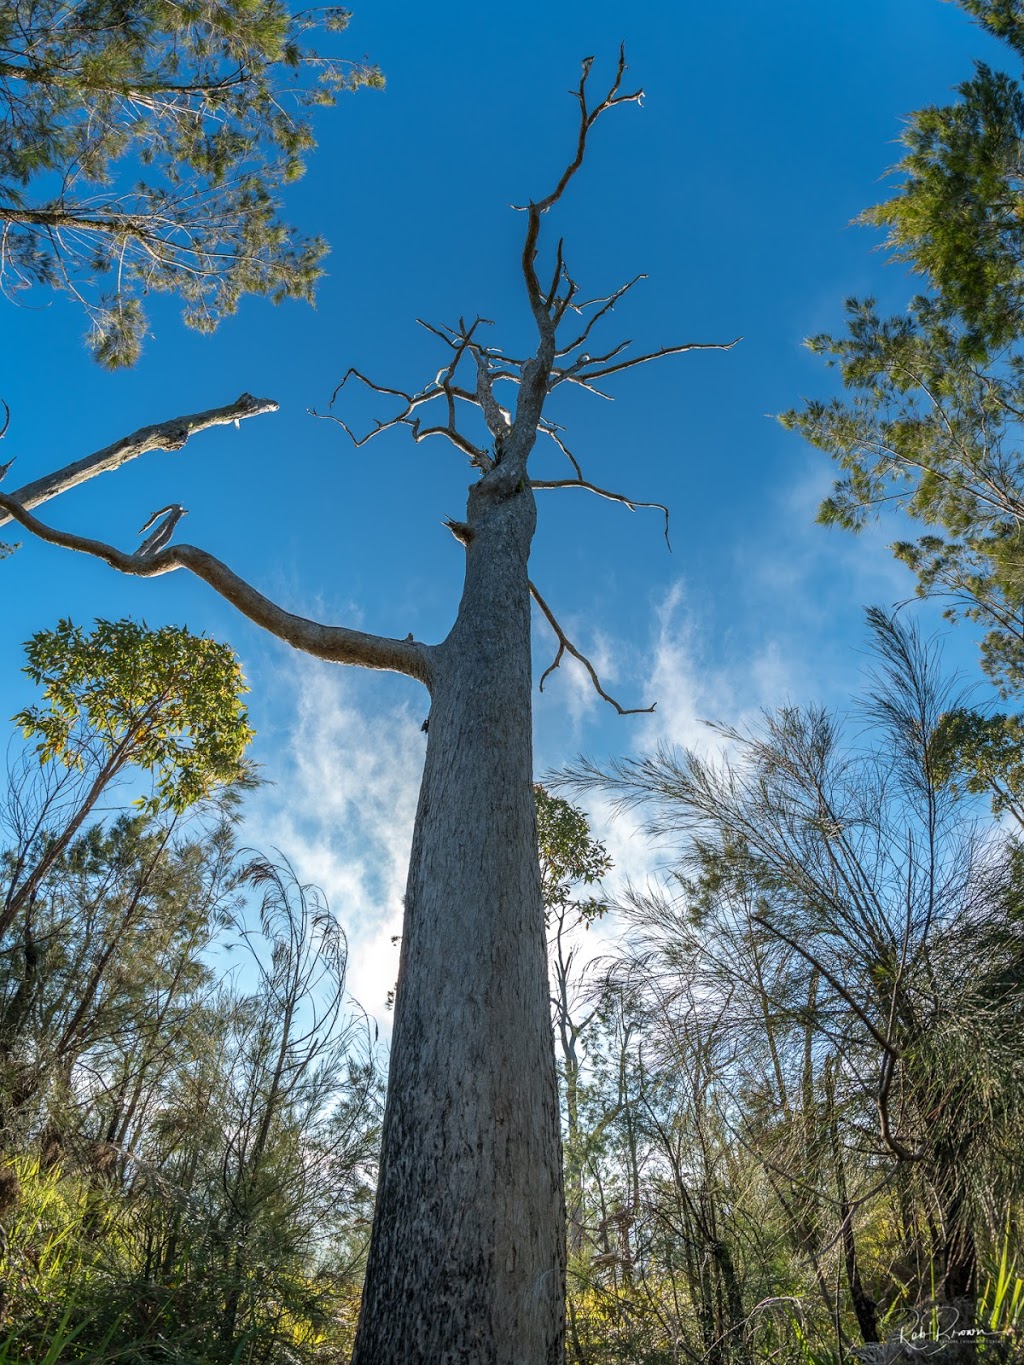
(782, 2, 1024, 696)
(0, 1, 382, 364)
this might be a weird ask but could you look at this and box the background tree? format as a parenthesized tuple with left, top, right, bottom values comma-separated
(0, 813, 225, 1134)
(209, 854, 376, 1356)
(0, 704, 380, 1362)
(535, 785, 611, 1258)
(0, 52, 736, 1362)
(0, 0, 381, 365)
(2, 615, 254, 940)
(783, 0, 1024, 697)
(558, 610, 1024, 1352)
(865, 0, 1024, 352)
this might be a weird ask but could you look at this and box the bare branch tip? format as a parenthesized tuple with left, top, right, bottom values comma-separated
(327, 368, 358, 407)
(235, 392, 279, 414)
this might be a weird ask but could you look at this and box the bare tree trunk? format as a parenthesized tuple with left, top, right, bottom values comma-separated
(353, 476, 565, 1364)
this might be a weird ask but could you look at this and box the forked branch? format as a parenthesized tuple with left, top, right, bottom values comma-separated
(529, 578, 655, 716)
(312, 354, 492, 470)
(555, 276, 646, 357)
(0, 494, 434, 685)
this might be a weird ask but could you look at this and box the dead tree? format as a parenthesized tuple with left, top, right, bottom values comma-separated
(0, 52, 735, 1364)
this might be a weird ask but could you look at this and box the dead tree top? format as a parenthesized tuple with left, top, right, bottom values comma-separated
(0, 51, 737, 711)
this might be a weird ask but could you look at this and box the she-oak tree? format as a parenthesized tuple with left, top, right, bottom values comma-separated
(0, 0, 381, 366)
(0, 54, 735, 1364)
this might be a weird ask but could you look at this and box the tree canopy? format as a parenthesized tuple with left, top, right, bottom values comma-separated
(16, 616, 254, 815)
(536, 783, 611, 929)
(2, 616, 254, 944)
(783, 0, 1024, 696)
(0, 1, 381, 365)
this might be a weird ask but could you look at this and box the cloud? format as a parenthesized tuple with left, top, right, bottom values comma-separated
(631, 578, 803, 758)
(243, 651, 425, 1035)
(533, 582, 763, 998)
(233, 455, 970, 1053)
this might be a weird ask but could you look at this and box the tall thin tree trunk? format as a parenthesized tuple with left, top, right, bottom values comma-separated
(826, 1062, 877, 1344)
(0, 58, 688, 1364)
(352, 478, 565, 1364)
(563, 1050, 585, 1256)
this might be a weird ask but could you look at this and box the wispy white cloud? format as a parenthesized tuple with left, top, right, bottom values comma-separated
(631, 577, 800, 758)
(235, 448, 975, 1049)
(243, 651, 425, 1035)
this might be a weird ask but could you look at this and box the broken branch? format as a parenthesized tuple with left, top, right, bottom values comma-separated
(0, 392, 279, 529)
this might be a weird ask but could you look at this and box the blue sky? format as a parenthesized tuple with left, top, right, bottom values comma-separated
(0, 0, 1009, 1018)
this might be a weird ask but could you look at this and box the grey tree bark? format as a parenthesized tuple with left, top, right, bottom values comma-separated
(0, 51, 735, 1363)
(353, 463, 565, 1363)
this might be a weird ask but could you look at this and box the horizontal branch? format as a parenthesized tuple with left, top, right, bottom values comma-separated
(531, 477, 671, 547)
(0, 393, 279, 528)
(529, 578, 655, 715)
(0, 495, 434, 686)
(562, 338, 742, 390)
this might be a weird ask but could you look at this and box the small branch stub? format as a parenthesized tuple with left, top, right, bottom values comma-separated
(135, 504, 188, 559)
(444, 517, 474, 545)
